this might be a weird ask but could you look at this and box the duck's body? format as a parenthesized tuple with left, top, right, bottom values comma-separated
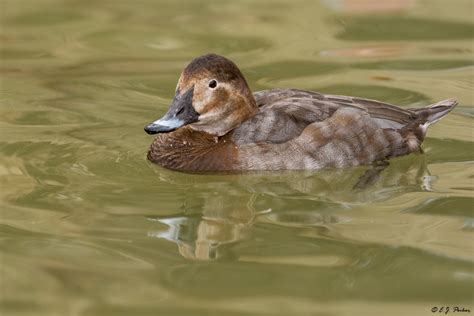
(145, 54, 457, 172)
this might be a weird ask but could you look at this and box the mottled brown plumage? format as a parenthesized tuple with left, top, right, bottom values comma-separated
(144, 54, 457, 172)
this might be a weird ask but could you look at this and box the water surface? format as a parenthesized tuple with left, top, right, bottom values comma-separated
(1, 0, 473, 315)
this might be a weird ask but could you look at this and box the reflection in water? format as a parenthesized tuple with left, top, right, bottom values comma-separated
(148, 211, 259, 261)
(148, 156, 434, 261)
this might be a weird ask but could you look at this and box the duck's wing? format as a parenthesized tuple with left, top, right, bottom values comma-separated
(257, 89, 419, 127)
(233, 89, 417, 145)
(233, 89, 334, 144)
(319, 93, 417, 129)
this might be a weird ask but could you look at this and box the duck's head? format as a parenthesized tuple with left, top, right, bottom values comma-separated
(144, 54, 257, 137)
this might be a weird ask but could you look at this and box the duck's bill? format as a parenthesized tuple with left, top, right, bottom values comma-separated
(144, 86, 199, 135)
(144, 118, 185, 134)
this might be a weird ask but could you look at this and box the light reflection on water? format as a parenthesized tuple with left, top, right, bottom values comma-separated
(145, 157, 471, 262)
(1, 0, 473, 315)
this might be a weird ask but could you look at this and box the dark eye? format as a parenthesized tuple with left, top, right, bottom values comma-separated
(208, 79, 217, 89)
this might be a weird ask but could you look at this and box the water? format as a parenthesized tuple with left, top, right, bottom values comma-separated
(1, 0, 473, 315)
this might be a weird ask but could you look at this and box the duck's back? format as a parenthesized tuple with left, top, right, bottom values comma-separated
(231, 89, 456, 170)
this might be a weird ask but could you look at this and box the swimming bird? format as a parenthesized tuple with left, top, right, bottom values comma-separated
(144, 54, 457, 172)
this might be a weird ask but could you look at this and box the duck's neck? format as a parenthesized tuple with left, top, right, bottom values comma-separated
(189, 95, 258, 137)
(147, 127, 238, 172)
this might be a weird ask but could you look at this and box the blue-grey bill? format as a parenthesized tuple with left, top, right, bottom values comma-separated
(144, 118, 185, 134)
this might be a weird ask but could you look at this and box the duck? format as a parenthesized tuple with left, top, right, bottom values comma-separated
(144, 54, 457, 172)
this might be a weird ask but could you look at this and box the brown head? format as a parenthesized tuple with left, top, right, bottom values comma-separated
(144, 54, 258, 136)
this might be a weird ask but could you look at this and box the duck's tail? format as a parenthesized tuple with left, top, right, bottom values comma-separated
(401, 99, 457, 151)
(414, 98, 458, 127)
(400, 99, 457, 152)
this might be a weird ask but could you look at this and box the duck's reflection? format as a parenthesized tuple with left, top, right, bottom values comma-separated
(148, 193, 265, 260)
(147, 155, 432, 260)
(148, 214, 253, 260)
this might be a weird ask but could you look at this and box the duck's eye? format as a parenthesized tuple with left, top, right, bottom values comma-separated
(208, 79, 218, 89)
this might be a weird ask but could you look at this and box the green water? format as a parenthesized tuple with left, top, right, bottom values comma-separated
(1, 0, 473, 315)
